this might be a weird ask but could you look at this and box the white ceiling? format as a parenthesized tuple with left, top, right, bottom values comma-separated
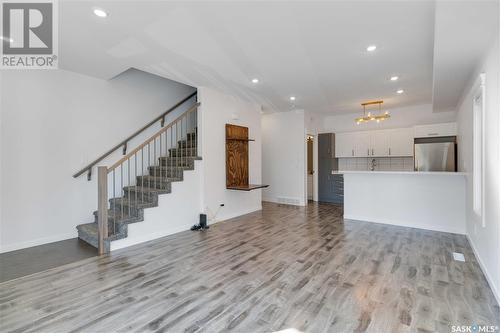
(58, 1, 498, 114)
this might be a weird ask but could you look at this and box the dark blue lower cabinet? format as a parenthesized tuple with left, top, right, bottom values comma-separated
(318, 133, 343, 204)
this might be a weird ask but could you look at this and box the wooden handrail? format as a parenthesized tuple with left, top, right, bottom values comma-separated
(107, 103, 200, 172)
(73, 91, 197, 180)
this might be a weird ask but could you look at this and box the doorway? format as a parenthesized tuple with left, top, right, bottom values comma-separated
(307, 135, 314, 201)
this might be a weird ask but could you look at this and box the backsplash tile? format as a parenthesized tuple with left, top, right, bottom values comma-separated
(338, 157, 414, 172)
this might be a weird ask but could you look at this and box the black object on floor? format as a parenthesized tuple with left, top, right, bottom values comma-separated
(190, 224, 209, 231)
(0, 238, 97, 283)
(191, 213, 209, 231)
(200, 214, 207, 228)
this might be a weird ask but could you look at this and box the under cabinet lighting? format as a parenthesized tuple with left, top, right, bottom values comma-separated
(366, 45, 377, 52)
(397, 89, 404, 94)
(390, 76, 399, 81)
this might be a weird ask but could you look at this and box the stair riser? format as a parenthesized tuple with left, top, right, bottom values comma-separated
(77, 228, 98, 248)
(110, 201, 148, 218)
(123, 190, 164, 205)
(136, 178, 178, 190)
(169, 148, 197, 157)
(77, 232, 111, 252)
(109, 194, 156, 211)
(158, 159, 194, 168)
(148, 167, 186, 178)
(93, 211, 143, 225)
(177, 140, 197, 149)
(96, 218, 137, 236)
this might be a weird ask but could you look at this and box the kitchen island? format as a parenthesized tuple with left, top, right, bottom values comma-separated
(334, 171, 466, 234)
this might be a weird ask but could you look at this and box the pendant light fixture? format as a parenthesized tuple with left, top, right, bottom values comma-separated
(355, 100, 390, 124)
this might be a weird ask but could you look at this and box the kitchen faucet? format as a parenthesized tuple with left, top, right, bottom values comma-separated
(370, 158, 377, 171)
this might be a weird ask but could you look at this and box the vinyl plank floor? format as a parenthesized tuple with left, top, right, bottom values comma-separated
(0, 202, 498, 333)
(0, 238, 97, 283)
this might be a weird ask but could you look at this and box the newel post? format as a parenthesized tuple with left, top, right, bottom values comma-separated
(97, 166, 109, 255)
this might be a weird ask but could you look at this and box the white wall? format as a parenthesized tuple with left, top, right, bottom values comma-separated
(262, 110, 307, 206)
(456, 37, 500, 303)
(0, 68, 196, 252)
(343, 172, 466, 235)
(198, 87, 262, 222)
(320, 104, 457, 133)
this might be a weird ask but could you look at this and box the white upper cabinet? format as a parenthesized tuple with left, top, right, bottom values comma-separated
(414, 122, 457, 138)
(370, 130, 390, 157)
(335, 132, 354, 157)
(388, 128, 414, 156)
(335, 131, 370, 157)
(335, 127, 414, 158)
(354, 131, 370, 157)
(335, 123, 455, 158)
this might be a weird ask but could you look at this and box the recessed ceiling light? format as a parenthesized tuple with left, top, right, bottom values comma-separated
(0, 36, 14, 43)
(397, 89, 404, 94)
(290, 96, 296, 101)
(366, 45, 377, 52)
(93, 8, 108, 18)
(390, 76, 399, 81)
(251, 78, 259, 84)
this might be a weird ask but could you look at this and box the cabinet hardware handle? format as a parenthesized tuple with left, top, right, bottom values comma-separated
(352, 149, 354, 156)
(368, 149, 370, 156)
(371, 148, 374, 156)
(389, 148, 391, 155)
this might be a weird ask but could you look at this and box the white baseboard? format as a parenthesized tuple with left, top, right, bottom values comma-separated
(466, 234, 500, 306)
(262, 197, 306, 207)
(0, 232, 77, 253)
(111, 224, 192, 251)
(343, 214, 466, 235)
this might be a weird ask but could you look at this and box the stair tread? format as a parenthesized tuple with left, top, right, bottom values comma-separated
(169, 146, 197, 150)
(123, 186, 170, 194)
(158, 156, 202, 161)
(138, 175, 182, 182)
(148, 165, 193, 170)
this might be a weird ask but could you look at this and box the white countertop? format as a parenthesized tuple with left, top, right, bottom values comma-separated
(332, 170, 466, 176)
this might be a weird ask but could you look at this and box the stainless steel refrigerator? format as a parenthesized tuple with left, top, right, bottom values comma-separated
(414, 136, 457, 172)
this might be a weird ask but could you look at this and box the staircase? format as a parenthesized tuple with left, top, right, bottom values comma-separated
(73, 93, 200, 254)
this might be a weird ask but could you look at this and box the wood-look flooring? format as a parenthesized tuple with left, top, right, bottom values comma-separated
(1, 202, 499, 332)
(0, 238, 96, 283)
